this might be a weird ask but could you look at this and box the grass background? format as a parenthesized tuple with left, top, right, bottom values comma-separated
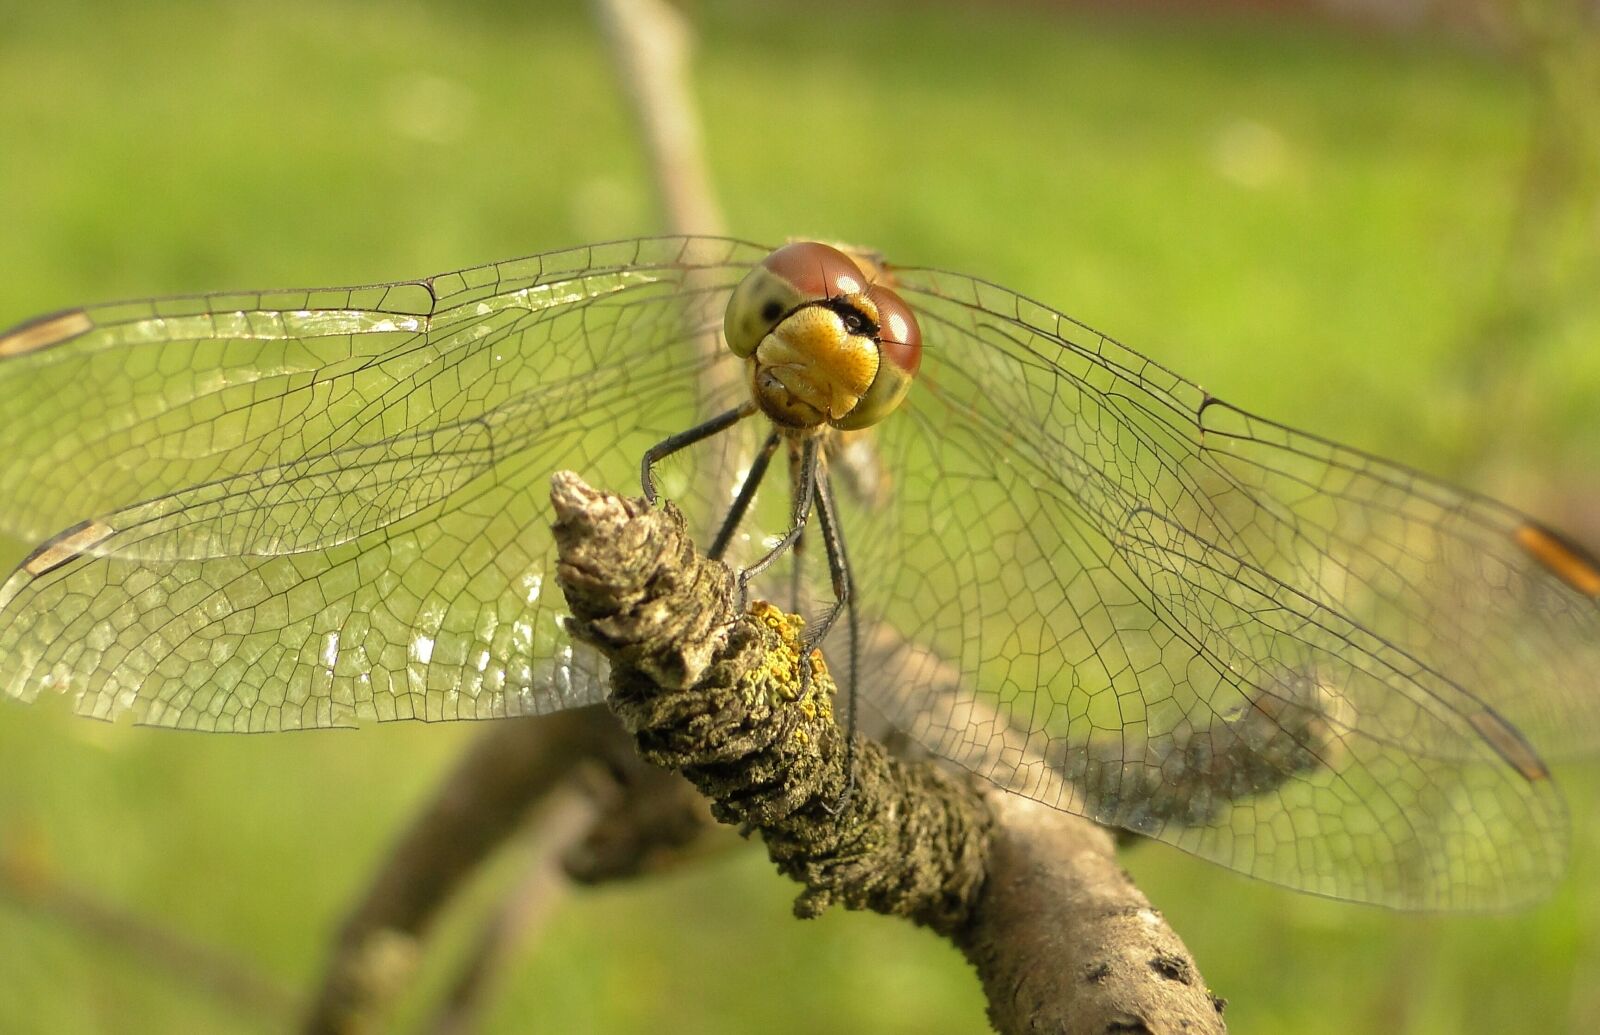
(0, 1, 1597, 1032)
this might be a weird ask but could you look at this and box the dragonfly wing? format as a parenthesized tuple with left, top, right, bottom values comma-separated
(0, 237, 767, 730)
(829, 265, 1583, 909)
(891, 268, 1600, 762)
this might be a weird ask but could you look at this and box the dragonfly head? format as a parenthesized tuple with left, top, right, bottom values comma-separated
(724, 241, 921, 431)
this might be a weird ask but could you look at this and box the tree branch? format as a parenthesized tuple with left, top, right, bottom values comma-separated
(309, 1, 1231, 1028)
(303, 4, 737, 1029)
(303, 710, 633, 1034)
(551, 471, 1227, 1034)
(421, 786, 599, 1035)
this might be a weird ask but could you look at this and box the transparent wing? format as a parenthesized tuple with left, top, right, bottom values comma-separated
(814, 265, 1591, 910)
(0, 237, 768, 729)
(3, 236, 1590, 907)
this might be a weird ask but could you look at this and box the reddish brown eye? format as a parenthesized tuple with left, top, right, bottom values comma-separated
(831, 282, 923, 431)
(867, 284, 921, 376)
(760, 242, 869, 300)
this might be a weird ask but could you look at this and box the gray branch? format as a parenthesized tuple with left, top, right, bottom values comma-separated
(551, 471, 1228, 1035)
(301, 708, 709, 1034)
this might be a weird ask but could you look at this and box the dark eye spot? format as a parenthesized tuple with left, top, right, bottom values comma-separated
(761, 300, 783, 322)
(823, 297, 878, 337)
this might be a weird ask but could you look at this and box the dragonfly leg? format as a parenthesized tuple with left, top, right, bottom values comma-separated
(735, 434, 818, 614)
(788, 439, 807, 613)
(708, 430, 781, 562)
(790, 526, 806, 615)
(812, 466, 859, 813)
(639, 402, 756, 504)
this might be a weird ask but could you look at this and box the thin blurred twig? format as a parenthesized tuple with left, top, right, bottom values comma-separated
(593, 0, 725, 239)
(1450, 0, 1600, 470)
(420, 787, 599, 1035)
(301, 709, 629, 1035)
(594, 0, 745, 495)
(303, 3, 738, 1030)
(582, 2, 1227, 1031)
(0, 838, 299, 1027)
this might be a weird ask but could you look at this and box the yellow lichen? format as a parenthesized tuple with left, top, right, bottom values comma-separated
(745, 601, 835, 723)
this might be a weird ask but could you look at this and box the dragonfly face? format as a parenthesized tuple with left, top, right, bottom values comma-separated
(0, 236, 1596, 911)
(722, 241, 921, 431)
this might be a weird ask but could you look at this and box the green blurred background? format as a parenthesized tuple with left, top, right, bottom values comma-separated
(1, 1, 1597, 1032)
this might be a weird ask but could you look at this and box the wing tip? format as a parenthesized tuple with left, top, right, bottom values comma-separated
(1514, 520, 1600, 599)
(0, 309, 94, 358)
(1468, 706, 1552, 783)
(20, 520, 115, 578)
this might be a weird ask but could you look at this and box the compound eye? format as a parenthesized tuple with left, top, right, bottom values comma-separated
(724, 267, 802, 357)
(760, 241, 869, 299)
(866, 283, 921, 377)
(834, 284, 923, 431)
(723, 242, 868, 357)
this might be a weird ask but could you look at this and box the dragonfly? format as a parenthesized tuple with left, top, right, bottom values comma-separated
(1, 236, 1596, 912)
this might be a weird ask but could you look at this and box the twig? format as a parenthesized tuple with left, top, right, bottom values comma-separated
(0, 843, 298, 1026)
(592, 0, 744, 500)
(310, 0, 1234, 1028)
(302, 710, 630, 1035)
(420, 786, 600, 1035)
(969, 792, 1228, 1034)
(592, 0, 725, 239)
(304, 4, 737, 1029)
(550, 471, 1227, 1035)
(558, 740, 724, 883)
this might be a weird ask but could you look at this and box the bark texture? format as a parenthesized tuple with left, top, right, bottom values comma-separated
(550, 471, 1227, 1035)
(552, 472, 990, 931)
